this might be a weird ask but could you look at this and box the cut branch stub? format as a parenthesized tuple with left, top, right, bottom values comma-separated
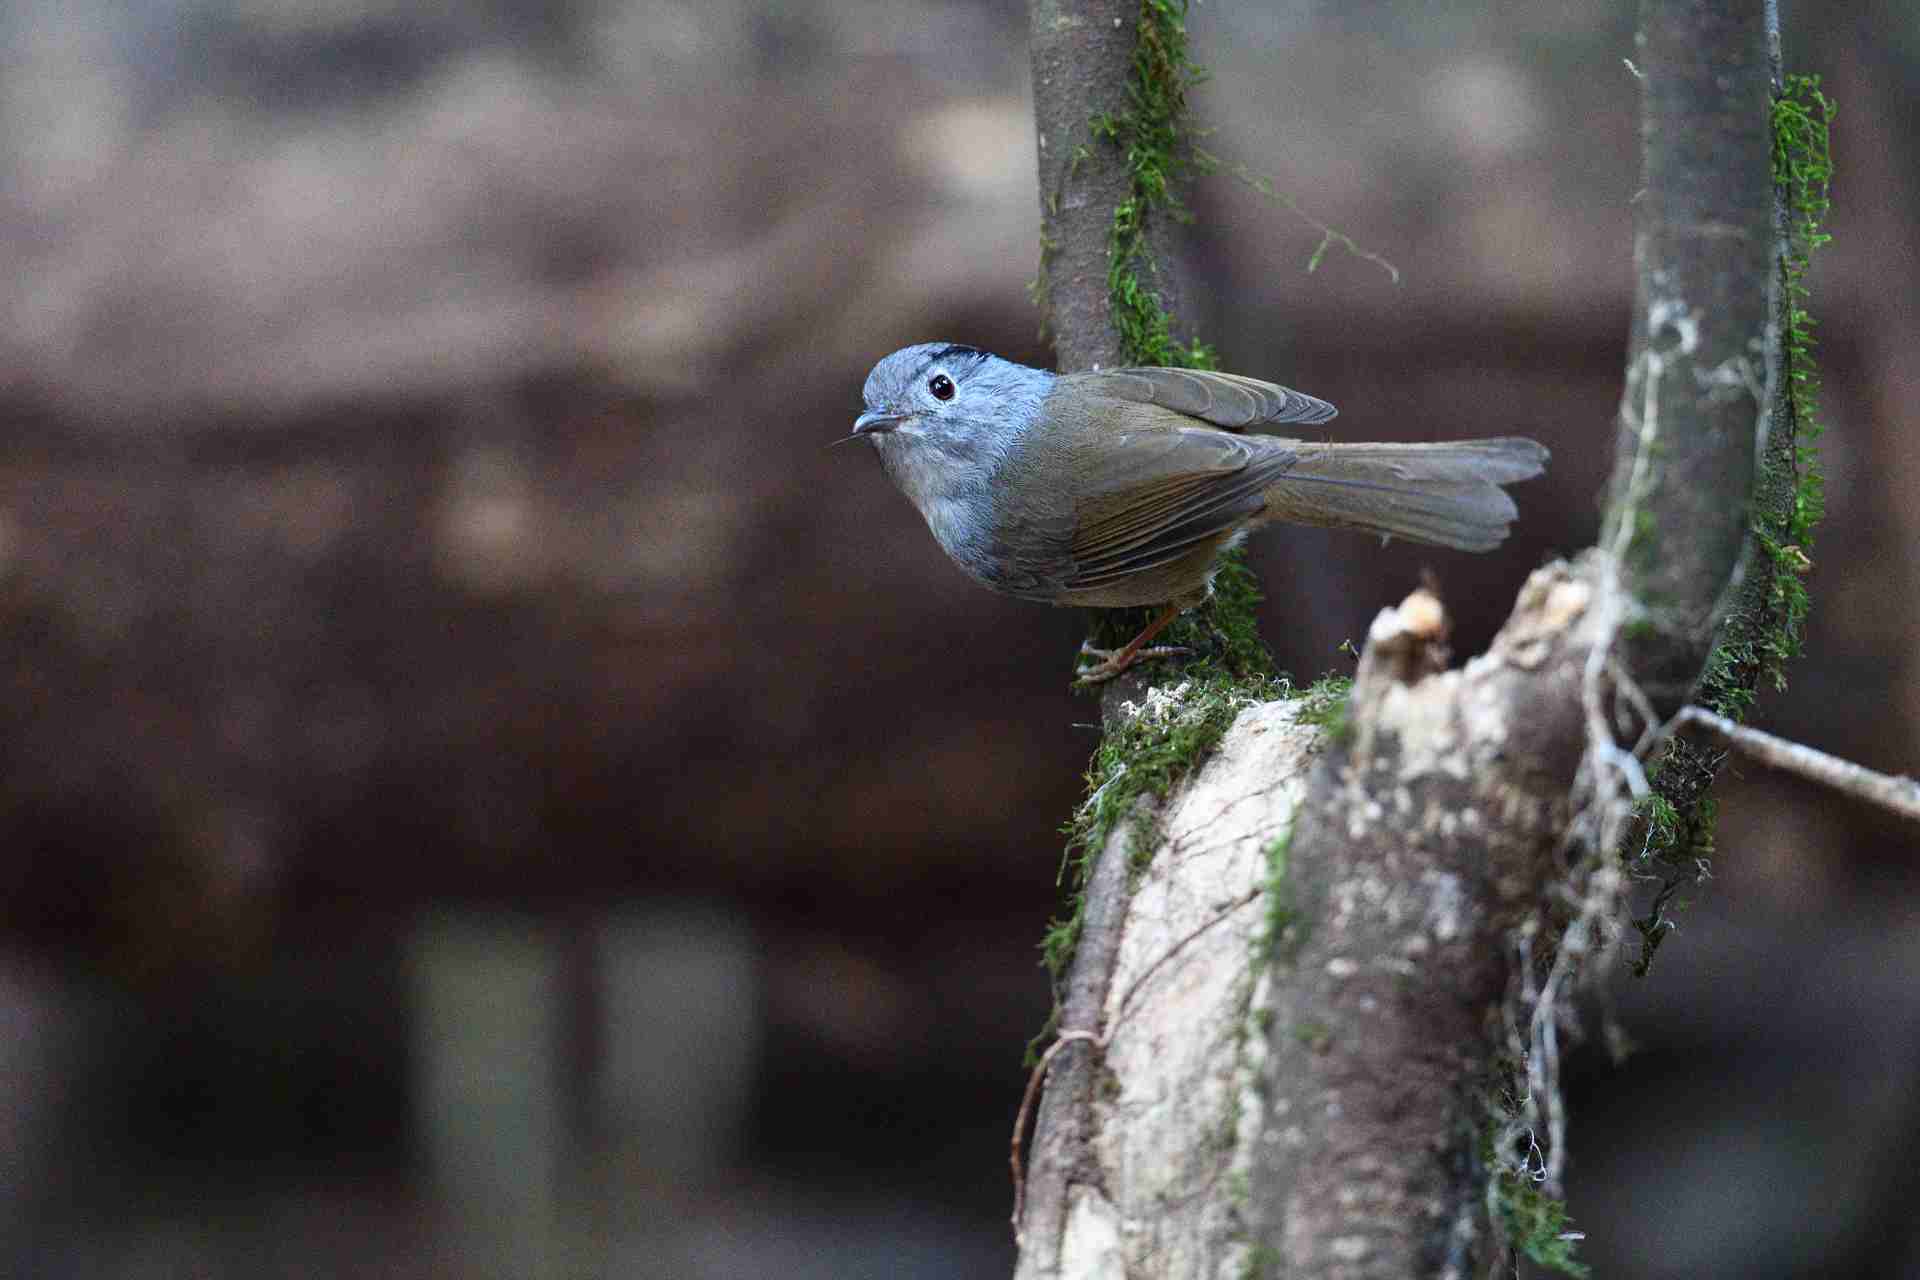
(1249, 565, 1609, 1278)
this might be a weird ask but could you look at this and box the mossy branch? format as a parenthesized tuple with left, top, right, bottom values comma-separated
(1089, 0, 1214, 370)
(1628, 70, 1833, 973)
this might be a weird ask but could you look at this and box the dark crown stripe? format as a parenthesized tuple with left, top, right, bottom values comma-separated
(923, 344, 993, 370)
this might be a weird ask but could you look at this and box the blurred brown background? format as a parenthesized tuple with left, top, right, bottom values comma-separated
(1, 1, 1915, 1276)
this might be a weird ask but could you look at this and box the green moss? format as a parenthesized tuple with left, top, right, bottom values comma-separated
(1291, 1020, 1332, 1052)
(1210, 1083, 1245, 1156)
(1028, 228, 1059, 324)
(1238, 1243, 1282, 1280)
(1082, 545, 1279, 687)
(1760, 71, 1831, 684)
(1493, 1170, 1591, 1278)
(1031, 671, 1291, 1062)
(1626, 505, 1662, 580)
(1690, 72, 1830, 716)
(1250, 828, 1300, 966)
(1295, 673, 1353, 741)
(1067, 673, 1280, 885)
(1480, 1114, 1591, 1278)
(1630, 788, 1714, 976)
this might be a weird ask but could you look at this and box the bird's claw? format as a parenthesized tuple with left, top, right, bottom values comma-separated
(1073, 643, 1192, 685)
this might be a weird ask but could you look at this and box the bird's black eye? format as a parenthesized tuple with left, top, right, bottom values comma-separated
(928, 373, 955, 401)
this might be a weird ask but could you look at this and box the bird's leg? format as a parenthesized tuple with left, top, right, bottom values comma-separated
(1074, 602, 1190, 685)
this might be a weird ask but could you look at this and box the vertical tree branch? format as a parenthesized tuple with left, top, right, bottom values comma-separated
(1030, 0, 1196, 373)
(1606, 0, 1774, 713)
(1031, 0, 1136, 374)
(1628, 16, 1832, 969)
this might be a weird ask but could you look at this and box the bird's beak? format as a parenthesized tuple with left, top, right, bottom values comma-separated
(852, 410, 905, 436)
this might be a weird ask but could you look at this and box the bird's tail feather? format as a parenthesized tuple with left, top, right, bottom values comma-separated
(1260, 438, 1549, 552)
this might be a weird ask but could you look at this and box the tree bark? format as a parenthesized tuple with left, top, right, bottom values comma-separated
(1029, 0, 1194, 373)
(1019, 699, 1318, 1279)
(1246, 575, 1604, 1278)
(1605, 0, 1774, 713)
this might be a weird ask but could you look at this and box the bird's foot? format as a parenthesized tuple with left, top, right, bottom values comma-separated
(1073, 640, 1192, 685)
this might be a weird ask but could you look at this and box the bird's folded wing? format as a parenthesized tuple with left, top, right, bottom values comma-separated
(1058, 367, 1337, 430)
(1059, 416, 1296, 588)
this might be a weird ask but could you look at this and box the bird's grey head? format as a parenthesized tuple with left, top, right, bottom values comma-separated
(851, 342, 1054, 563)
(852, 343, 1051, 466)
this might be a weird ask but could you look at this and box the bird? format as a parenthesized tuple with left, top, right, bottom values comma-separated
(850, 343, 1548, 682)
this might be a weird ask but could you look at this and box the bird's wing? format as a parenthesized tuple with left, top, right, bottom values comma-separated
(1058, 367, 1337, 431)
(1040, 402, 1303, 591)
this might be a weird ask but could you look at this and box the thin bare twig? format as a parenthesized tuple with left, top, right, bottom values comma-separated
(1201, 152, 1403, 284)
(1675, 707, 1920, 823)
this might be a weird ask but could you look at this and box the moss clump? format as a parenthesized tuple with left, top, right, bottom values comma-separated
(1628, 785, 1717, 976)
(1033, 666, 1350, 1068)
(1082, 544, 1278, 687)
(1291, 1021, 1332, 1052)
(1493, 1170, 1591, 1279)
(1294, 672, 1354, 741)
(1481, 1109, 1591, 1279)
(1043, 674, 1282, 985)
(1079, 677, 1268, 877)
(1238, 1242, 1282, 1280)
